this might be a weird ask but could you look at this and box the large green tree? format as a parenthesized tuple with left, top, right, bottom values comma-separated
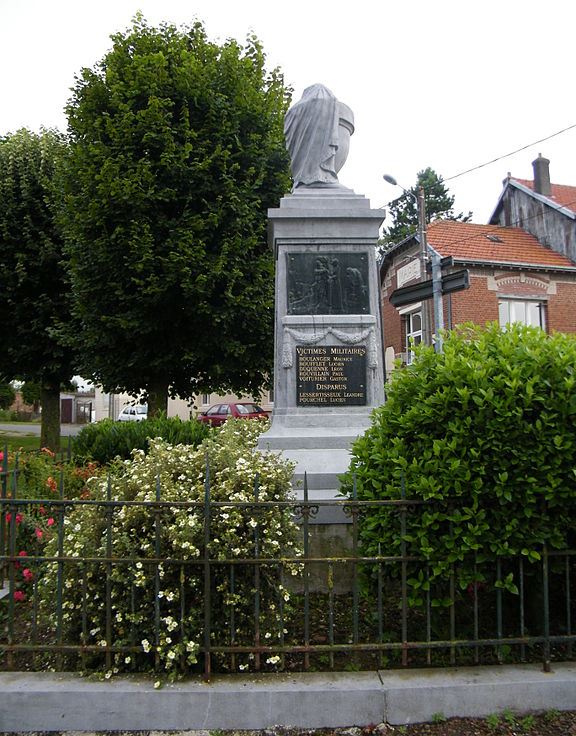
(0, 129, 74, 450)
(61, 16, 292, 415)
(382, 167, 472, 248)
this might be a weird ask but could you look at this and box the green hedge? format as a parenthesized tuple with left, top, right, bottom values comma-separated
(72, 415, 210, 465)
(342, 323, 576, 594)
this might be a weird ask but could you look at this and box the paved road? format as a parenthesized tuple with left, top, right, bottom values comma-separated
(0, 422, 82, 436)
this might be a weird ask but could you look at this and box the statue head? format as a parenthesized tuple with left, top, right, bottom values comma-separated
(284, 84, 354, 190)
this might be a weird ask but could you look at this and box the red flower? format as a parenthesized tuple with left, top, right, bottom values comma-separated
(0, 451, 4, 463)
(18, 550, 28, 557)
(39, 505, 46, 516)
(46, 476, 57, 493)
(13, 590, 25, 602)
(34, 528, 43, 540)
(46, 517, 55, 527)
(22, 568, 34, 582)
(6, 513, 24, 524)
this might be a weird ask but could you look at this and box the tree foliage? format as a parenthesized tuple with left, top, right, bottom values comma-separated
(61, 15, 292, 415)
(0, 381, 16, 410)
(342, 324, 576, 594)
(0, 129, 74, 449)
(382, 167, 472, 247)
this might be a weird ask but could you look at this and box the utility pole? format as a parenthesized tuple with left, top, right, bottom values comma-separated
(384, 176, 445, 353)
(416, 186, 431, 348)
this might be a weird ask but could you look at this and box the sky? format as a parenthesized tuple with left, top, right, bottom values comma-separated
(1, 0, 575, 223)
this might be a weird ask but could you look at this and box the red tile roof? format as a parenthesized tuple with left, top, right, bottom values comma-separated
(427, 220, 575, 268)
(512, 178, 576, 213)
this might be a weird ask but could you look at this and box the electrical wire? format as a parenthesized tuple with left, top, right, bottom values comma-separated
(443, 123, 576, 183)
(426, 194, 576, 254)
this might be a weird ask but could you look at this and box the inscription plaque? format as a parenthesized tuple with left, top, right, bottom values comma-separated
(297, 346, 366, 406)
(287, 252, 369, 315)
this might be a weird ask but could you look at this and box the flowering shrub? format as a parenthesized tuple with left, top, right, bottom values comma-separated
(11, 448, 100, 501)
(37, 419, 301, 677)
(2, 448, 101, 603)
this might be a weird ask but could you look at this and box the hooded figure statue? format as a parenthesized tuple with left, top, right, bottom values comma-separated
(284, 84, 354, 190)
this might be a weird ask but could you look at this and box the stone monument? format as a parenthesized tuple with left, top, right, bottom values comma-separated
(258, 84, 385, 511)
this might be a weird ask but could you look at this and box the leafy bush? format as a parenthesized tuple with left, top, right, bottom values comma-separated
(72, 415, 210, 465)
(37, 419, 300, 677)
(343, 324, 576, 591)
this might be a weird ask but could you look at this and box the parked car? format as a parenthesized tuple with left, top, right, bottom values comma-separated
(198, 402, 268, 426)
(117, 404, 148, 422)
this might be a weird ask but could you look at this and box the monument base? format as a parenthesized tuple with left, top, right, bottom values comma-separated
(258, 408, 372, 520)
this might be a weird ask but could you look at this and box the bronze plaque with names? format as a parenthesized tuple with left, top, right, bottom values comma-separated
(296, 345, 367, 406)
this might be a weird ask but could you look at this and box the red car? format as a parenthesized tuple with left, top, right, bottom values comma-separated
(198, 402, 268, 426)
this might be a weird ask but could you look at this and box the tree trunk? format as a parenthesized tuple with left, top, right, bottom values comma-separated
(40, 381, 61, 452)
(147, 378, 169, 418)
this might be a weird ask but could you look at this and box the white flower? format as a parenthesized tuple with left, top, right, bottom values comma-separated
(266, 655, 280, 665)
(239, 664, 248, 671)
(141, 639, 151, 653)
(99, 639, 107, 647)
(136, 562, 143, 569)
(154, 680, 161, 689)
(167, 650, 176, 660)
(124, 656, 131, 664)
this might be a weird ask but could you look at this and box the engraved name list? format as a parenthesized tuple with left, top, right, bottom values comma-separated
(296, 346, 366, 406)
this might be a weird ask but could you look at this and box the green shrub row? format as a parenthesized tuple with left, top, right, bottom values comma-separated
(72, 415, 210, 465)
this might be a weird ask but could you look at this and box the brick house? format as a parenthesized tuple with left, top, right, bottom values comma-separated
(380, 219, 576, 369)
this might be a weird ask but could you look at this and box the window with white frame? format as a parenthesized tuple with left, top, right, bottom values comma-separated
(405, 310, 423, 363)
(498, 299, 545, 330)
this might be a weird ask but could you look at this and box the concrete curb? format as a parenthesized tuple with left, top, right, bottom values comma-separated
(0, 664, 575, 731)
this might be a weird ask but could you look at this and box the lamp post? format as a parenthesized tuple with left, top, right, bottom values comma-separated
(383, 174, 444, 353)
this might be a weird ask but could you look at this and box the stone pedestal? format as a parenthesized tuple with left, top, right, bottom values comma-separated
(258, 187, 385, 509)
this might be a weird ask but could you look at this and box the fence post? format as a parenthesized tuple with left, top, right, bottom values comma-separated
(203, 457, 211, 681)
(0, 444, 8, 590)
(253, 473, 261, 671)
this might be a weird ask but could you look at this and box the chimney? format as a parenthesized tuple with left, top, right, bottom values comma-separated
(532, 153, 551, 196)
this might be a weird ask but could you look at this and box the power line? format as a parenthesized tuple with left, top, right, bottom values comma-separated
(443, 123, 576, 183)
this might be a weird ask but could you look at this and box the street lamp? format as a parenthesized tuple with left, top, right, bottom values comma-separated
(383, 175, 444, 353)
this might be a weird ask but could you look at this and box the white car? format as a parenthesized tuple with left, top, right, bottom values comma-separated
(117, 405, 148, 422)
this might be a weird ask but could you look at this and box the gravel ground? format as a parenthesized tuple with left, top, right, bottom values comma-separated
(2, 717, 576, 736)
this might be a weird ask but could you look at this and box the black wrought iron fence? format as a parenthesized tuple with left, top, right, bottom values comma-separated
(0, 457, 574, 681)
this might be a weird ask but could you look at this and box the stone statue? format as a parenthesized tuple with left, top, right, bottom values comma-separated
(284, 84, 354, 189)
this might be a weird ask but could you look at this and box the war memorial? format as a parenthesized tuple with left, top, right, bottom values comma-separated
(258, 84, 386, 505)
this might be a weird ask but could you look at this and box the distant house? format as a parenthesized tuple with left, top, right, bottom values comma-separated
(380, 219, 576, 368)
(489, 155, 576, 262)
(380, 155, 576, 370)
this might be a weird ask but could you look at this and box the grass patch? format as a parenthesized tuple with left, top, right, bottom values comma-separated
(0, 431, 70, 453)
